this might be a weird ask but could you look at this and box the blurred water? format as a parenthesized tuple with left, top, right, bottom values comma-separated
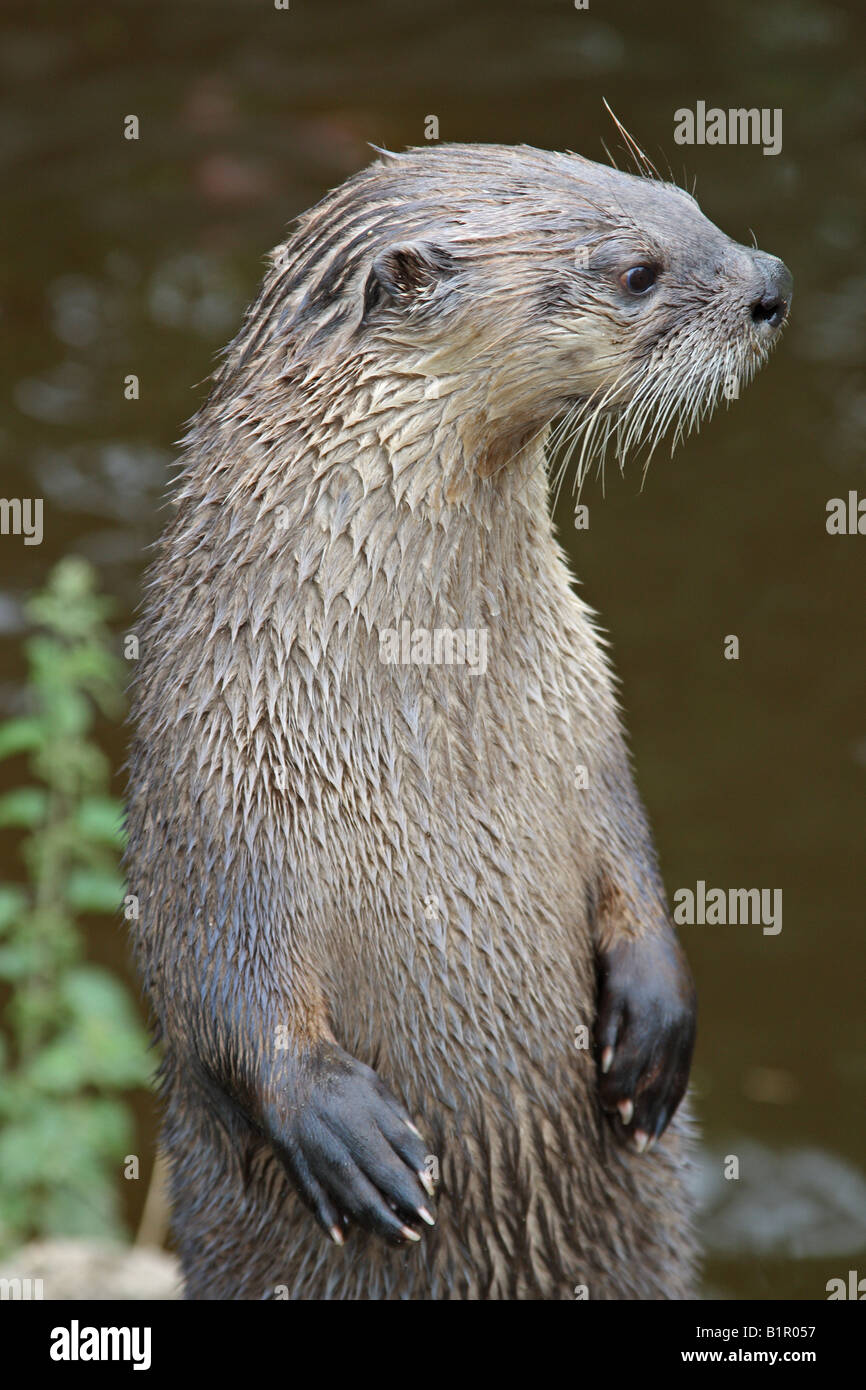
(1, 0, 864, 1299)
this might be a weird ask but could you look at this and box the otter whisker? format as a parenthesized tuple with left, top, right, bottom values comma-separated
(602, 99, 664, 183)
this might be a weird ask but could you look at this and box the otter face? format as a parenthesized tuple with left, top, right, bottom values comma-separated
(541, 169, 793, 482)
(271, 144, 790, 485)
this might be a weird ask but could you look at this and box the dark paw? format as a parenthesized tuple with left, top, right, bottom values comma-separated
(267, 1042, 436, 1246)
(595, 929, 696, 1152)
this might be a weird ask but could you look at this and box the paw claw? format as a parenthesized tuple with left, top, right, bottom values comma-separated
(618, 1098, 634, 1126)
(595, 929, 696, 1150)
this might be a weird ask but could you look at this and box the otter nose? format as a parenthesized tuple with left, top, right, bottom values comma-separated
(749, 255, 793, 330)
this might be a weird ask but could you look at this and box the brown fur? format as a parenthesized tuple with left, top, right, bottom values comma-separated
(125, 143, 790, 1299)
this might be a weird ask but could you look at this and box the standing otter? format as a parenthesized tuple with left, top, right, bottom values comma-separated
(126, 143, 790, 1300)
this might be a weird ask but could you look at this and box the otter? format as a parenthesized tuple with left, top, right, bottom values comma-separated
(125, 143, 791, 1300)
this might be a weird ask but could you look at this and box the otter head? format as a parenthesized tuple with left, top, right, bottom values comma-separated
(269, 143, 791, 491)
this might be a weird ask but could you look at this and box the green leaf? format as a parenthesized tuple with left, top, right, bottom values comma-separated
(23, 1029, 94, 1092)
(49, 966, 152, 1088)
(26, 667, 91, 739)
(0, 718, 44, 761)
(66, 869, 125, 914)
(0, 787, 48, 828)
(0, 941, 43, 981)
(39, 1177, 123, 1243)
(0, 1110, 72, 1185)
(0, 557, 144, 1252)
(0, 1095, 134, 1166)
(27, 557, 115, 636)
(0, 884, 27, 932)
(74, 797, 126, 848)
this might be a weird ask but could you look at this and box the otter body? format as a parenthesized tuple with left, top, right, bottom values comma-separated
(126, 144, 790, 1299)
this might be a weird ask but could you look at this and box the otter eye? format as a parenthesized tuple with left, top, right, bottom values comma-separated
(621, 265, 657, 295)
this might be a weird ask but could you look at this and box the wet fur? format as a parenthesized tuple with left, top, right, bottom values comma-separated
(125, 144, 787, 1299)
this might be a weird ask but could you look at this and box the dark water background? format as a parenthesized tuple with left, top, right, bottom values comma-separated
(2, 0, 864, 1299)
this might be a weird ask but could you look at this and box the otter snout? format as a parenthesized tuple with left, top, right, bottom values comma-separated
(748, 252, 793, 331)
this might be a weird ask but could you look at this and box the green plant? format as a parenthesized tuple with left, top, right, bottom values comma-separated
(0, 557, 151, 1252)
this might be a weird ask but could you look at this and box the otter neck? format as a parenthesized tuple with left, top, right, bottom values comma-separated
(275, 364, 559, 632)
(177, 361, 565, 647)
(298, 415, 555, 636)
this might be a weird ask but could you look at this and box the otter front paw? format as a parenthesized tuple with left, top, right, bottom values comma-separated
(267, 1043, 436, 1247)
(595, 930, 696, 1153)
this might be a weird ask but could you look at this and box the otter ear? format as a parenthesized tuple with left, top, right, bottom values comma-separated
(363, 240, 454, 316)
